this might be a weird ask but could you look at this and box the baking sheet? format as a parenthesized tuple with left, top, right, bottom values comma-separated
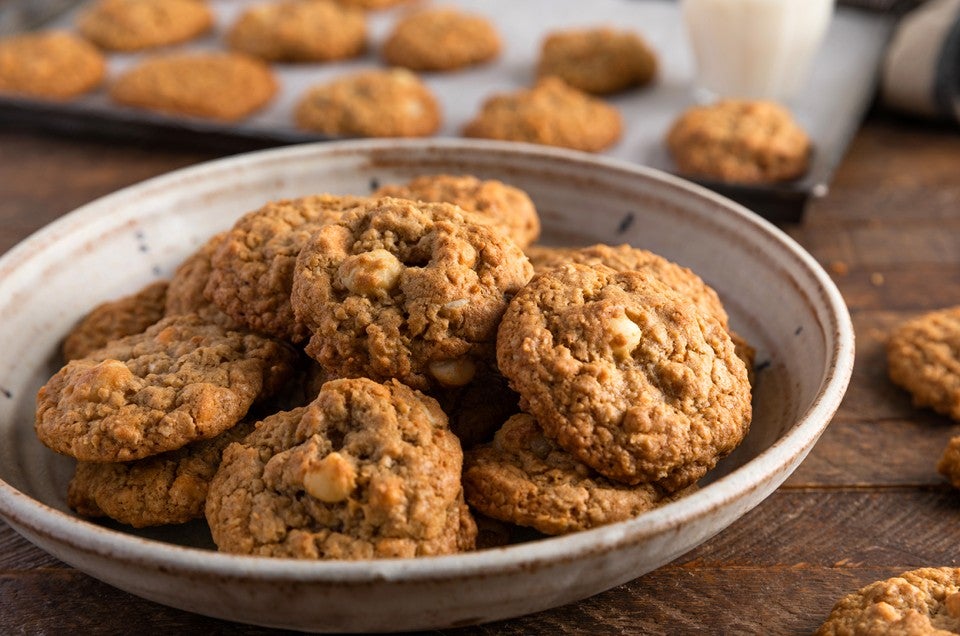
(0, 0, 896, 222)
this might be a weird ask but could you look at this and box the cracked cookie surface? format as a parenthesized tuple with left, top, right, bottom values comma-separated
(206, 195, 367, 342)
(496, 263, 751, 490)
(464, 413, 686, 535)
(291, 197, 533, 391)
(374, 174, 540, 249)
(205, 377, 476, 559)
(36, 314, 297, 462)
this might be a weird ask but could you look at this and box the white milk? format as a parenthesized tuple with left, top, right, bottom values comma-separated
(681, 0, 835, 102)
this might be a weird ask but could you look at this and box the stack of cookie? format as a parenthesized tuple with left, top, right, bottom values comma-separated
(36, 174, 753, 559)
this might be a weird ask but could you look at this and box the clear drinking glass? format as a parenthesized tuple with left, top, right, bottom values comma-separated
(681, 0, 835, 103)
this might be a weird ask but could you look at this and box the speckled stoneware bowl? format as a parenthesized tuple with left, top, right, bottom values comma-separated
(0, 139, 854, 632)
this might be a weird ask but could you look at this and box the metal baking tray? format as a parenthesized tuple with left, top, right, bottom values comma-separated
(0, 0, 897, 223)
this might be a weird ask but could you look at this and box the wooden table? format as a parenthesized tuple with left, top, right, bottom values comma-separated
(2, 113, 959, 634)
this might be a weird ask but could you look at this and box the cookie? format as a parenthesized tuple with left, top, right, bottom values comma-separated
(537, 27, 657, 95)
(227, 0, 366, 63)
(62, 280, 168, 362)
(291, 197, 533, 391)
(937, 435, 960, 489)
(164, 232, 243, 330)
(295, 68, 441, 138)
(330, 0, 411, 9)
(110, 52, 277, 122)
(77, 0, 212, 52)
(887, 306, 960, 421)
(816, 567, 960, 635)
(205, 195, 367, 343)
(382, 8, 500, 72)
(496, 264, 752, 489)
(464, 413, 687, 535)
(374, 174, 541, 249)
(205, 377, 476, 559)
(68, 420, 255, 528)
(35, 314, 297, 463)
(463, 77, 623, 152)
(527, 243, 758, 384)
(666, 99, 811, 184)
(0, 31, 105, 100)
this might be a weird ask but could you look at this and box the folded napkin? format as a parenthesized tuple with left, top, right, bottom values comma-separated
(882, 0, 960, 121)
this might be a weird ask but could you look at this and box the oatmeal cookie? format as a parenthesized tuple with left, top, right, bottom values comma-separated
(331, 0, 409, 8)
(110, 52, 277, 122)
(464, 413, 687, 535)
(887, 306, 960, 421)
(68, 420, 255, 528)
(382, 8, 500, 72)
(666, 99, 811, 184)
(205, 377, 476, 559)
(537, 27, 657, 95)
(62, 280, 168, 362)
(164, 233, 243, 330)
(227, 0, 366, 63)
(463, 77, 623, 152)
(0, 31, 105, 100)
(291, 197, 533, 391)
(295, 69, 441, 138)
(937, 435, 960, 489)
(77, 0, 212, 52)
(817, 567, 960, 635)
(205, 195, 367, 343)
(36, 314, 297, 463)
(497, 264, 751, 489)
(374, 174, 540, 249)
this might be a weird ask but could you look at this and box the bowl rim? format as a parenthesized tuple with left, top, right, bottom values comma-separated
(0, 137, 855, 584)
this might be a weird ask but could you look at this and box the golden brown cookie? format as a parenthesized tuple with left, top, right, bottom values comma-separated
(295, 68, 441, 138)
(77, 0, 213, 52)
(35, 314, 297, 463)
(205, 377, 476, 559)
(330, 0, 410, 9)
(665, 99, 811, 184)
(291, 197, 533, 391)
(816, 568, 960, 635)
(205, 195, 367, 343)
(0, 31, 105, 100)
(382, 8, 500, 72)
(164, 233, 243, 331)
(62, 280, 168, 362)
(374, 174, 540, 249)
(227, 0, 366, 63)
(536, 27, 657, 95)
(463, 77, 623, 152)
(110, 52, 277, 122)
(937, 435, 960, 489)
(464, 413, 687, 535)
(68, 421, 254, 528)
(496, 264, 752, 490)
(887, 306, 960, 422)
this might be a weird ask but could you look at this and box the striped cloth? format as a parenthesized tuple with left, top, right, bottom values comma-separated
(882, 0, 960, 121)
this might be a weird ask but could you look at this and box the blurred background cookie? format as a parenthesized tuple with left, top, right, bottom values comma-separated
(295, 69, 441, 137)
(227, 0, 366, 63)
(77, 0, 213, 52)
(536, 27, 657, 95)
(382, 7, 500, 72)
(0, 31, 105, 100)
(110, 52, 278, 121)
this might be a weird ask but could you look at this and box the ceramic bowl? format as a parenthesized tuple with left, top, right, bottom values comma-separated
(0, 139, 854, 632)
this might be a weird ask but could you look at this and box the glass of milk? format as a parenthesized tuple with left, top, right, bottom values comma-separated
(681, 0, 835, 102)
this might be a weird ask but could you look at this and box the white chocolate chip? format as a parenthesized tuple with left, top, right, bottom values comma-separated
(303, 452, 357, 503)
(338, 249, 404, 296)
(608, 314, 643, 360)
(443, 298, 469, 310)
(429, 357, 476, 387)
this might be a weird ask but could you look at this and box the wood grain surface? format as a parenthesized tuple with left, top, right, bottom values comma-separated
(2, 114, 960, 635)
